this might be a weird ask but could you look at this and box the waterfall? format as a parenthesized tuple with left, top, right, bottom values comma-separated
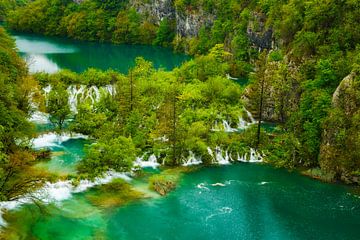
(42, 84, 115, 114)
(182, 151, 202, 166)
(207, 146, 231, 165)
(245, 109, 256, 123)
(134, 154, 160, 169)
(226, 74, 239, 80)
(32, 132, 88, 149)
(207, 146, 263, 164)
(211, 108, 257, 132)
(237, 148, 263, 163)
(0, 171, 131, 226)
(222, 120, 237, 133)
(29, 111, 50, 124)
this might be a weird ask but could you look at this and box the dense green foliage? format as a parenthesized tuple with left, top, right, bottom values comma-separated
(34, 46, 254, 175)
(46, 83, 70, 130)
(2, 0, 360, 183)
(0, 0, 27, 21)
(5, 0, 164, 45)
(0, 27, 46, 201)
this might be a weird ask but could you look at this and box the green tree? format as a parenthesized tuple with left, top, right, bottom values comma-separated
(78, 136, 136, 177)
(47, 84, 70, 130)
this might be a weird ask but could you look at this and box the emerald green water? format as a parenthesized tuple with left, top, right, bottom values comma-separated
(13, 33, 190, 73)
(9, 164, 360, 240)
(3, 32, 360, 239)
(35, 138, 89, 176)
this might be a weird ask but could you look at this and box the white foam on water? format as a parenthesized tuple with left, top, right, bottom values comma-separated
(29, 111, 50, 124)
(211, 108, 257, 132)
(0, 171, 131, 227)
(32, 132, 88, 149)
(134, 154, 160, 169)
(237, 148, 263, 163)
(259, 181, 269, 185)
(196, 183, 210, 191)
(25, 54, 60, 73)
(211, 183, 226, 187)
(182, 151, 202, 166)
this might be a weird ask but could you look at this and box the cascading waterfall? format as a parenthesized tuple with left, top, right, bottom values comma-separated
(29, 111, 50, 124)
(0, 171, 131, 226)
(207, 146, 263, 165)
(66, 84, 115, 113)
(207, 146, 231, 165)
(29, 84, 116, 122)
(182, 151, 202, 166)
(212, 108, 257, 132)
(237, 148, 263, 163)
(134, 154, 160, 169)
(32, 132, 88, 149)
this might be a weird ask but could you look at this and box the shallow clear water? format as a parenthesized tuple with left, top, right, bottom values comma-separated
(11, 164, 360, 240)
(35, 138, 89, 175)
(13, 33, 190, 73)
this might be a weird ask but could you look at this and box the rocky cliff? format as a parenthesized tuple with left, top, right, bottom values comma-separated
(319, 71, 360, 184)
(130, 0, 175, 25)
(130, 0, 214, 37)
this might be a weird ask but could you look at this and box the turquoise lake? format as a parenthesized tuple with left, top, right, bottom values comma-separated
(2, 32, 359, 240)
(13, 32, 190, 73)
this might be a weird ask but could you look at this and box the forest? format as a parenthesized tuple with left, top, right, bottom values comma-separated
(0, 0, 359, 200)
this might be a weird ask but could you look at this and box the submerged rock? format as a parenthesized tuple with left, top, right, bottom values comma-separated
(152, 180, 176, 196)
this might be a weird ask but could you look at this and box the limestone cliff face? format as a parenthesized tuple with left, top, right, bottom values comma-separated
(332, 72, 359, 114)
(175, 9, 215, 37)
(130, 0, 175, 25)
(74, 0, 274, 46)
(320, 72, 360, 184)
(130, 0, 214, 37)
(247, 12, 273, 50)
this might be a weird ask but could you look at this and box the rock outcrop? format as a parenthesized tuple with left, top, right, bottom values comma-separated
(175, 10, 215, 37)
(130, 0, 175, 25)
(319, 71, 360, 184)
(130, 0, 215, 37)
(247, 12, 274, 50)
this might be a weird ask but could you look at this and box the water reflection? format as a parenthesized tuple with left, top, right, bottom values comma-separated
(14, 33, 190, 73)
(23, 54, 60, 73)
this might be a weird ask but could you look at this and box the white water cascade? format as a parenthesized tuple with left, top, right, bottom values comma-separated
(29, 111, 50, 124)
(237, 148, 263, 163)
(212, 109, 257, 133)
(0, 171, 131, 226)
(182, 151, 202, 166)
(66, 84, 116, 113)
(207, 146, 263, 165)
(207, 146, 231, 165)
(29, 84, 116, 123)
(134, 154, 160, 169)
(32, 132, 88, 149)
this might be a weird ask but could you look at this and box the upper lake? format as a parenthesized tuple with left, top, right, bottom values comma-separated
(13, 32, 190, 73)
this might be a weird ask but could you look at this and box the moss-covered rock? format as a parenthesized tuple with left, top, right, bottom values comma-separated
(148, 167, 196, 196)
